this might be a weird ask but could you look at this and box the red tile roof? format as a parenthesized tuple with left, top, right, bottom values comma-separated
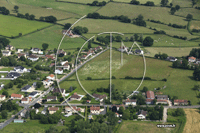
(146, 91, 155, 99)
(11, 94, 22, 98)
(174, 99, 188, 103)
(90, 106, 100, 111)
(49, 107, 59, 111)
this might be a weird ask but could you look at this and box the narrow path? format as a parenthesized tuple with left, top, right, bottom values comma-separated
(163, 107, 168, 123)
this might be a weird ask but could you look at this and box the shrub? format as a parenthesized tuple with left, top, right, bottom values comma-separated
(87, 77, 92, 80)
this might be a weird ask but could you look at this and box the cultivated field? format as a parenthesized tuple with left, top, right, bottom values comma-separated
(118, 121, 175, 133)
(9, 25, 86, 49)
(13, 0, 100, 16)
(183, 109, 200, 133)
(1, 0, 77, 20)
(97, 2, 188, 25)
(0, 14, 52, 37)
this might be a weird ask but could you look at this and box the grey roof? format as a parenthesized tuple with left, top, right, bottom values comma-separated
(47, 96, 57, 100)
(139, 110, 147, 116)
(6, 72, 21, 78)
(2, 51, 10, 54)
(32, 48, 40, 51)
(135, 49, 142, 53)
(21, 85, 31, 91)
(29, 91, 38, 96)
(15, 66, 25, 70)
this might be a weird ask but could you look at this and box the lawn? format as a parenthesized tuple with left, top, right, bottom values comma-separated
(0, 0, 77, 20)
(117, 120, 176, 133)
(0, 119, 66, 133)
(9, 25, 86, 50)
(144, 47, 199, 57)
(183, 109, 200, 133)
(13, 0, 100, 16)
(97, 2, 188, 25)
(58, 18, 155, 34)
(0, 14, 52, 37)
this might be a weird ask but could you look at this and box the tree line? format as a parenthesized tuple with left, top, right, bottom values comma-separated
(0, 6, 10, 15)
(88, 1, 107, 6)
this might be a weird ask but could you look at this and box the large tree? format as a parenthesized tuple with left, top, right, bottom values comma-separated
(64, 23, 71, 29)
(14, 5, 19, 13)
(42, 43, 49, 50)
(161, 0, 169, 7)
(143, 36, 154, 46)
(186, 14, 193, 21)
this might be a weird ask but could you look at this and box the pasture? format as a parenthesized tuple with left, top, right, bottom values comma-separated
(183, 109, 200, 133)
(144, 47, 199, 57)
(172, 0, 193, 8)
(60, 50, 200, 104)
(13, 0, 100, 16)
(9, 25, 86, 49)
(117, 120, 175, 133)
(97, 2, 188, 25)
(175, 8, 200, 20)
(0, 14, 52, 37)
(0, 0, 77, 20)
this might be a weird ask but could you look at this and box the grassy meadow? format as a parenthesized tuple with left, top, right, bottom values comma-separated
(9, 25, 86, 49)
(13, 0, 100, 16)
(183, 109, 200, 133)
(0, 14, 52, 37)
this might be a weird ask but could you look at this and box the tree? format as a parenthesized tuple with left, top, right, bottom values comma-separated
(175, 5, 180, 11)
(73, 26, 83, 35)
(34, 103, 41, 109)
(14, 5, 19, 13)
(45, 126, 58, 133)
(112, 106, 117, 112)
(36, 81, 43, 89)
(170, 7, 176, 15)
(42, 43, 49, 50)
(25, 13, 29, 19)
(2, 91, 8, 98)
(181, 58, 188, 69)
(39, 16, 44, 21)
(130, 0, 140, 5)
(83, 27, 89, 33)
(170, 3, 173, 7)
(122, 110, 130, 120)
(186, 14, 193, 21)
(143, 36, 154, 46)
(134, 34, 139, 41)
(161, 0, 169, 7)
(174, 108, 185, 116)
(142, 86, 148, 92)
(193, 68, 200, 80)
(172, 60, 179, 68)
(115, 35, 122, 42)
(29, 14, 35, 20)
(64, 23, 71, 29)
(45, 16, 57, 23)
(1, 110, 8, 119)
(107, 112, 118, 126)
(0, 37, 10, 47)
(88, 41, 92, 49)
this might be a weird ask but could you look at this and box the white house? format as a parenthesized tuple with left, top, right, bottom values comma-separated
(46, 74, 55, 80)
(92, 93, 107, 102)
(47, 96, 57, 102)
(21, 85, 33, 92)
(28, 55, 39, 61)
(14, 66, 28, 73)
(70, 92, 82, 101)
(188, 56, 196, 62)
(137, 110, 148, 119)
(90, 106, 100, 115)
(11, 94, 24, 100)
(118, 46, 128, 52)
(166, 56, 177, 62)
(43, 79, 53, 87)
(134, 49, 144, 55)
(21, 97, 31, 104)
(55, 68, 63, 74)
(28, 91, 39, 98)
(31, 48, 43, 54)
(2, 50, 11, 56)
(123, 98, 137, 105)
(0, 95, 6, 101)
(17, 49, 23, 53)
(48, 107, 59, 114)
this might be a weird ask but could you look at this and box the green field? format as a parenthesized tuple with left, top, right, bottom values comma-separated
(117, 120, 176, 133)
(9, 25, 86, 49)
(172, 0, 193, 8)
(175, 8, 200, 20)
(145, 47, 199, 57)
(13, 0, 100, 16)
(1, 0, 77, 20)
(97, 2, 188, 25)
(60, 50, 200, 104)
(0, 14, 52, 37)
(114, 0, 172, 5)
(57, 0, 109, 4)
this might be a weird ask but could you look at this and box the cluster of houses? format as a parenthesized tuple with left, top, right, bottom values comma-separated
(62, 30, 80, 38)
(42, 74, 55, 88)
(118, 46, 144, 55)
(80, 46, 103, 60)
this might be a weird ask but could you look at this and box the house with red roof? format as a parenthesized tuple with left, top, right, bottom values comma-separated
(47, 74, 55, 80)
(0, 95, 6, 101)
(174, 99, 188, 105)
(90, 106, 101, 115)
(146, 91, 155, 99)
(11, 94, 24, 100)
(188, 56, 196, 62)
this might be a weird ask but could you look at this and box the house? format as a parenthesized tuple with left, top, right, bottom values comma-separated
(46, 74, 55, 80)
(17, 49, 23, 53)
(31, 48, 43, 54)
(70, 92, 82, 101)
(188, 56, 196, 62)
(6, 72, 21, 79)
(52, 88, 65, 96)
(134, 49, 144, 55)
(28, 91, 39, 98)
(92, 93, 107, 102)
(2, 50, 11, 56)
(90, 106, 100, 115)
(88, 115, 93, 120)
(21, 85, 32, 92)
(81, 53, 92, 60)
(43, 79, 53, 87)
(18, 53, 26, 58)
(21, 97, 31, 104)
(146, 91, 155, 99)
(57, 49, 66, 56)
(5, 45, 14, 50)
(14, 66, 27, 73)
(87, 49, 95, 55)
(157, 95, 168, 100)
(55, 68, 63, 74)
(156, 99, 168, 105)
(28, 55, 39, 61)
(96, 46, 103, 51)
(115, 112, 120, 117)
(166, 56, 177, 62)
(137, 110, 148, 119)
(48, 107, 59, 114)
(44, 55, 55, 60)
(63, 62, 71, 70)
(49, 63, 55, 67)
(174, 99, 188, 105)
(11, 94, 24, 100)
(123, 98, 137, 105)
(62, 30, 73, 36)
(118, 46, 128, 52)
(13, 119, 24, 123)
(65, 106, 85, 113)
(196, 59, 200, 64)
(64, 112, 72, 117)
(111, 104, 125, 111)
(145, 99, 154, 105)
(86, 100, 91, 103)
(47, 96, 57, 102)
(0, 95, 6, 101)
